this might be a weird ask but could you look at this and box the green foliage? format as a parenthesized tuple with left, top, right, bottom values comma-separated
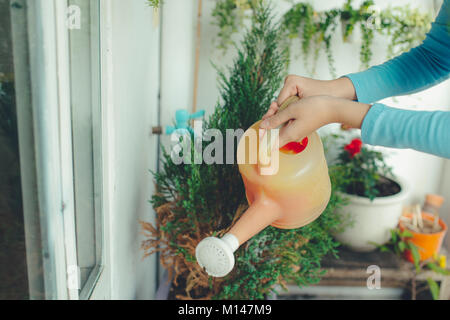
(427, 278, 440, 300)
(212, 0, 249, 51)
(341, 0, 375, 68)
(215, 184, 347, 299)
(379, 6, 432, 59)
(332, 137, 394, 201)
(426, 262, 450, 276)
(146, 0, 162, 8)
(212, 0, 431, 76)
(374, 228, 450, 300)
(148, 5, 344, 299)
(282, 3, 339, 77)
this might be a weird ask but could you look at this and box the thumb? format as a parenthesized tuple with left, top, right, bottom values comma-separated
(259, 107, 293, 129)
(278, 123, 299, 148)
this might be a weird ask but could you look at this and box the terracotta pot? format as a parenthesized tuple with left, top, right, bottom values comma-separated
(399, 212, 448, 263)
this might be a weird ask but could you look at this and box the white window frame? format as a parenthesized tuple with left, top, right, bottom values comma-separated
(89, 0, 115, 300)
(17, 0, 115, 300)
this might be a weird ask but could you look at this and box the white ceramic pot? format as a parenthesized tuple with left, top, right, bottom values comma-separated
(334, 178, 409, 252)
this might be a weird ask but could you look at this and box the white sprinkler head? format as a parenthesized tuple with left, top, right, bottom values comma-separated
(195, 233, 239, 278)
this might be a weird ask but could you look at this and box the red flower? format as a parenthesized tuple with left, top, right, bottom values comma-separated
(344, 138, 362, 158)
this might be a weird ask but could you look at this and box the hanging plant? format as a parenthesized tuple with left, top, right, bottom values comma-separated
(340, 0, 375, 69)
(146, 0, 162, 8)
(211, 0, 432, 76)
(211, 0, 264, 52)
(359, 20, 374, 69)
(340, 0, 364, 41)
(211, 0, 247, 51)
(379, 6, 432, 59)
(282, 3, 338, 76)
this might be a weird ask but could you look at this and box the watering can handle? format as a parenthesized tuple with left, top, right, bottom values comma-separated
(277, 95, 300, 117)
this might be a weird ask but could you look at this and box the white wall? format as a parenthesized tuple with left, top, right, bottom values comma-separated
(159, 0, 197, 148)
(160, 0, 450, 246)
(109, 0, 160, 299)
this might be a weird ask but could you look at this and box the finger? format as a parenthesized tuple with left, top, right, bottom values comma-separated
(260, 106, 294, 129)
(279, 113, 320, 147)
(262, 102, 279, 120)
(278, 121, 305, 148)
(263, 102, 278, 118)
(277, 83, 300, 106)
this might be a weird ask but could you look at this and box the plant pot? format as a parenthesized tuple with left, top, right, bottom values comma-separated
(333, 177, 409, 252)
(399, 212, 448, 263)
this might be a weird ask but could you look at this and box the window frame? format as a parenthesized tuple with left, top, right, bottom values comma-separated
(11, 0, 112, 300)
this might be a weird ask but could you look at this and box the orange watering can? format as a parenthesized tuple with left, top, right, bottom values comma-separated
(196, 96, 331, 277)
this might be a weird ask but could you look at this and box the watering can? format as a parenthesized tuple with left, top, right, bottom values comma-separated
(195, 96, 331, 277)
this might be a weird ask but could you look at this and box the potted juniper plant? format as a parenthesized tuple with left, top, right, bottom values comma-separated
(332, 137, 409, 252)
(141, 6, 346, 300)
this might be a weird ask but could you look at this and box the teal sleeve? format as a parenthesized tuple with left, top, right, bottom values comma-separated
(361, 104, 450, 158)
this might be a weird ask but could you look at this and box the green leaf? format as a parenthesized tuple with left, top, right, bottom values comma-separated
(390, 229, 398, 243)
(426, 278, 440, 300)
(409, 244, 421, 272)
(426, 263, 450, 276)
(400, 230, 413, 238)
(398, 241, 406, 252)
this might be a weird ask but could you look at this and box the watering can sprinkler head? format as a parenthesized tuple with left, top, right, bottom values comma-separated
(195, 234, 239, 278)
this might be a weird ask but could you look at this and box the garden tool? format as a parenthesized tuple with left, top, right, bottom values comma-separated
(196, 96, 331, 277)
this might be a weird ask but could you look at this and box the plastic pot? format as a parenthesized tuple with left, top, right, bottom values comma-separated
(399, 212, 448, 262)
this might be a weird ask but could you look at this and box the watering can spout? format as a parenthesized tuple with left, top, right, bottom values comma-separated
(195, 199, 282, 278)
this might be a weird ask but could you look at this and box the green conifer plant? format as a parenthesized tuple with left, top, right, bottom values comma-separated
(141, 5, 346, 300)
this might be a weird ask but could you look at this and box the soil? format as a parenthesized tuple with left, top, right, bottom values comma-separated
(346, 175, 401, 198)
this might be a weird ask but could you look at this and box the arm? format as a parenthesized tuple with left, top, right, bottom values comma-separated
(260, 96, 450, 159)
(361, 104, 450, 158)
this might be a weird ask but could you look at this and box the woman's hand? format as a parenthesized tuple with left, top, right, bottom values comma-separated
(262, 75, 357, 120)
(260, 95, 371, 148)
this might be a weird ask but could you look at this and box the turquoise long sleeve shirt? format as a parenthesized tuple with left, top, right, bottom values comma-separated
(345, 0, 450, 158)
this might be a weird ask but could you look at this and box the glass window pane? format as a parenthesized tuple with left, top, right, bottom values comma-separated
(0, 0, 30, 300)
(68, 0, 103, 297)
